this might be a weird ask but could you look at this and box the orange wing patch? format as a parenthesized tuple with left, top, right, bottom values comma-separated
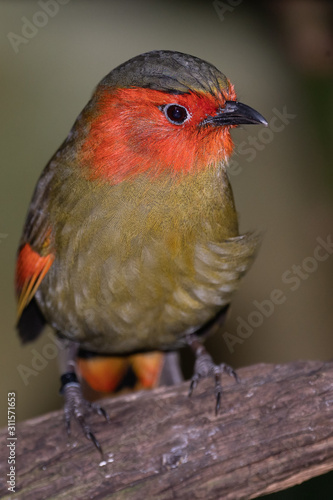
(16, 243, 54, 320)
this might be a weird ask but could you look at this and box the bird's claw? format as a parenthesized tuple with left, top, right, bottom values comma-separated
(188, 346, 239, 414)
(188, 373, 199, 397)
(62, 381, 109, 455)
(91, 401, 111, 423)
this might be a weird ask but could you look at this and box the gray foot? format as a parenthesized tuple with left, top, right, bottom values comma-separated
(187, 339, 239, 414)
(61, 373, 109, 455)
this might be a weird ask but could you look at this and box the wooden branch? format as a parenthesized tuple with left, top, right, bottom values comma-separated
(1, 360, 333, 499)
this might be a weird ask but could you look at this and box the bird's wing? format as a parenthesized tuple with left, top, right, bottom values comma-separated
(15, 166, 56, 340)
(15, 239, 54, 321)
(193, 231, 261, 307)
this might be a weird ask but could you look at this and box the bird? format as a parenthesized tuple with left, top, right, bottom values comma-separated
(15, 50, 267, 452)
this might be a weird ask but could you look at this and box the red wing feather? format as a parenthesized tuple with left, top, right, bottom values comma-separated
(16, 243, 54, 320)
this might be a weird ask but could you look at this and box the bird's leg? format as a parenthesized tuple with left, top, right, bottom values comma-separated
(159, 351, 184, 386)
(186, 336, 239, 415)
(57, 337, 109, 455)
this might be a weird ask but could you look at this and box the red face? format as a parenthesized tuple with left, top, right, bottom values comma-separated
(79, 84, 237, 185)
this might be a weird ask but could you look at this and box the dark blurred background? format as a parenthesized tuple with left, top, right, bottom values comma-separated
(1, 0, 332, 496)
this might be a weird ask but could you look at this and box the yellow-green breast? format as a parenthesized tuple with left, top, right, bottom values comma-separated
(36, 161, 258, 354)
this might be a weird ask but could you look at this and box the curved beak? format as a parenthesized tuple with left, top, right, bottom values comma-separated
(204, 101, 268, 127)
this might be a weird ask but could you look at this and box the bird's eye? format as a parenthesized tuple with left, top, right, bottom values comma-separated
(163, 104, 189, 125)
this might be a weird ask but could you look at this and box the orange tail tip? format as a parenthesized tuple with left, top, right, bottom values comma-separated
(78, 352, 165, 394)
(78, 356, 129, 393)
(16, 243, 54, 320)
(130, 352, 164, 389)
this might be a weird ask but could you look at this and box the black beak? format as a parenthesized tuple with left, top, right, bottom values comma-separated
(204, 101, 268, 127)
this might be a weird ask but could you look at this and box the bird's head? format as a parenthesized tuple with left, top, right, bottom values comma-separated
(78, 51, 267, 184)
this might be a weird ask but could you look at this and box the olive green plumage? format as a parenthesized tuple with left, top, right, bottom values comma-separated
(34, 165, 258, 353)
(18, 50, 262, 355)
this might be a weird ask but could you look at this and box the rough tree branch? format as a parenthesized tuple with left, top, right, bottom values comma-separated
(1, 360, 333, 499)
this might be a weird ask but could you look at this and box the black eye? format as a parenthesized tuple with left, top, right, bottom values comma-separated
(164, 104, 189, 125)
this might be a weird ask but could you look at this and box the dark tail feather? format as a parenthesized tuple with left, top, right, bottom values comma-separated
(17, 298, 46, 343)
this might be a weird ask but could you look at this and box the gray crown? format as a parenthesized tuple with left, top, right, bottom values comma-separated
(99, 50, 229, 95)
